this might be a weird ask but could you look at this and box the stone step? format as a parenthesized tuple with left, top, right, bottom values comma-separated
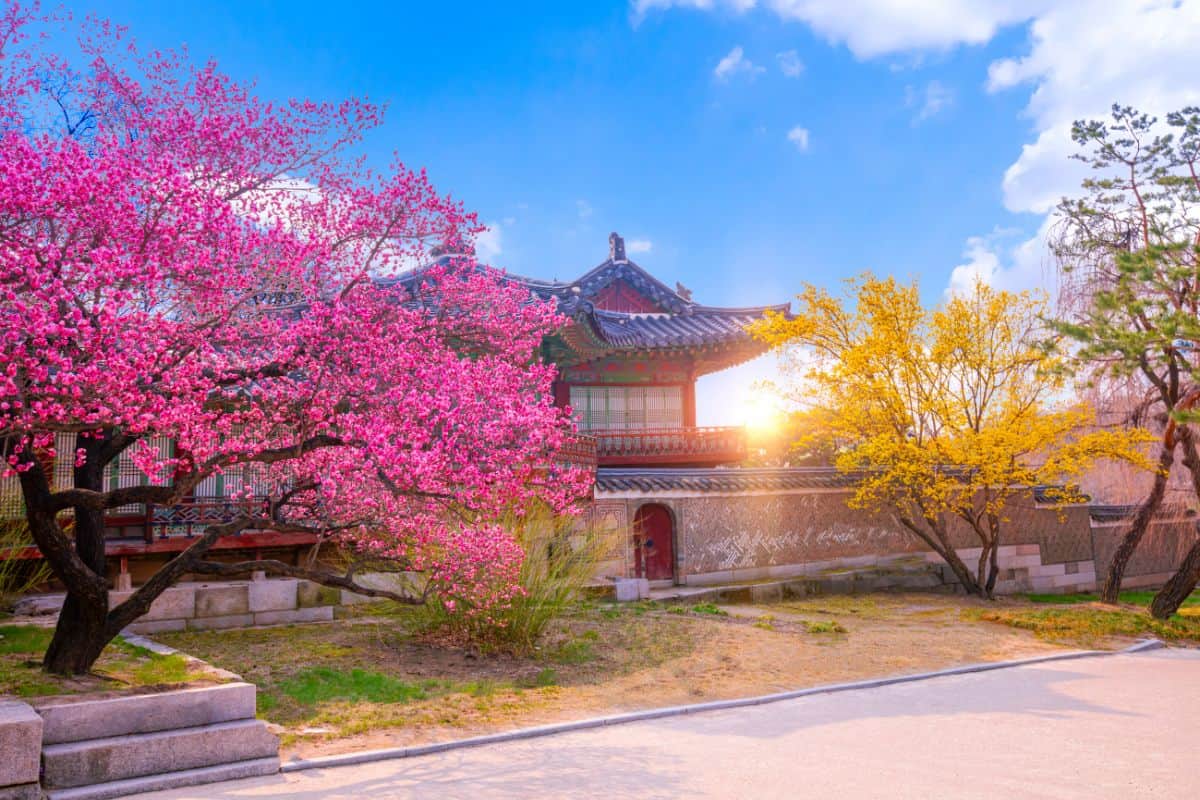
(35, 682, 256, 745)
(42, 719, 279, 790)
(43, 756, 280, 800)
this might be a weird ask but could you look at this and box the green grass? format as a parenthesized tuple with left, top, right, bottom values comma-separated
(805, 620, 848, 634)
(0, 625, 209, 697)
(550, 629, 599, 664)
(666, 602, 728, 617)
(970, 606, 1200, 645)
(1026, 590, 1200, 608)
(0, 624, 52, 654)
(690, 603, 728, 616)
(277, 668, 436, 706)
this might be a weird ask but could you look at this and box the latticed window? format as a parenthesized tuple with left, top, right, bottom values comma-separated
(568, 385, 683, 431)
(104, 436, 174, 516)
(0, 433, 173, 519)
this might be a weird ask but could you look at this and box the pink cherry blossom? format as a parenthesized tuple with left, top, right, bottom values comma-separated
(0, 3, 590, 670)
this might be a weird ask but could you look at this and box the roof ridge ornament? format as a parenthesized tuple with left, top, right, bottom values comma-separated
(608, 231, 626, 263)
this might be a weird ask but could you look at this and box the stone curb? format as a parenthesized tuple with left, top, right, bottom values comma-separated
(280, 638, 1164, 774)
(120, 632, 244, 683)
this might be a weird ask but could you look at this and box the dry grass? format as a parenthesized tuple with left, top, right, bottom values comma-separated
(156, 592, 1090, 759)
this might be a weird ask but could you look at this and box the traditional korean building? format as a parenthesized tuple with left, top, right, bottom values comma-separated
(519, 232, 786, 469)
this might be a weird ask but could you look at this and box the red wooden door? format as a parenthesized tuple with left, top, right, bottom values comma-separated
(633, 504, 674, 581)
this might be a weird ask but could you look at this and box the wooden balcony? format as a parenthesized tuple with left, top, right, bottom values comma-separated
(590, 426, 747, 467)
(556, 435, 598, 470)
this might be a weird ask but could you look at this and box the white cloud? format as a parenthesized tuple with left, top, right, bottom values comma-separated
(907, 80, 953, 121)
(576, 199, 593, 219)
(966, 0, 1200, 292)
(786, 125, 810, 151)
(945, 219, 1057, 299)
(637, 0, 1200, 296)
(626, 238, 654, 254)
(776, 49, 804, 77)
(714, 45, 764, 81)
(987, 1, 1200, 216)
(475, 222, 503, 263)
(636, 1, 1047, 58)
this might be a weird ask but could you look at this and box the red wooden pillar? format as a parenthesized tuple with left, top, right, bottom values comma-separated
(552, 380, 571, 409)
(682, 380, 697, 428)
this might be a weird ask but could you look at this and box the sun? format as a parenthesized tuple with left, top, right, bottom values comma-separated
(739, 389, 784, 435)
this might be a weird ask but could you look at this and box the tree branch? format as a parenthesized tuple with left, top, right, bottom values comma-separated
(188, 559, 426, 605)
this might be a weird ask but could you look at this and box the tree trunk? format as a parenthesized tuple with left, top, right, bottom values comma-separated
(1150, 536, 1200, 619)
(41, 433, 116, 674)
(896, 511, 984, 596)
(1151, 430, 1200, 619)
(42, 590, 111, 674)
(983, 534, 1000, 599)
(1101, 442, 1174, 603)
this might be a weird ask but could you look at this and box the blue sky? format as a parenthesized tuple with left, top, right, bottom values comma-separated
(71, 0, 1200, 424)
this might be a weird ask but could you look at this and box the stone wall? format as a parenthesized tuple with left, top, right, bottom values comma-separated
(594, 486, 1196, 594)
(16, 574, 405, 634)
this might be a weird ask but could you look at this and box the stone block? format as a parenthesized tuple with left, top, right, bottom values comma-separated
(886, 572, 944, 590)
(124, 618, 188, 635)
(613, 578, 649, 602)
(1000, 554, 1044, 569)
(35, 683, 257, 745)
(1052, 573, 1095, 589)
(253, 606, 334, 626)
(0, 784, 40, 800)
(194, 584, 250, 618)
(680, 570, 735, 587)
(338, 589, 374, 606)
(110, 585, 196, 622)
(42, 756, 280, 800)
(12, 593, 64, 616)
(782, 579, 818, 599)
(296, 581, 340, 608)
(1027, 563, 1067, 578)
(247, 579, 298, 614)
(0, 701, 42, 788)
(187, 613, 255, 631)
(764, 564, 809, 580)
(716, 586, 753, 604)
(749, 583, 783, 603)
(41, 718, 279, 789)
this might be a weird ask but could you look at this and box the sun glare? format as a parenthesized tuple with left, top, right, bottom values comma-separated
(739, 389, 783, 434)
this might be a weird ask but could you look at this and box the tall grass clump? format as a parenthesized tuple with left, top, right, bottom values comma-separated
(0, 519, 51, 611)
(422, 504, 618, 653)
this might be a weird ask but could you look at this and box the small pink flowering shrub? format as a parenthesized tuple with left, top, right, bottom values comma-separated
(420, 505, 617, 652)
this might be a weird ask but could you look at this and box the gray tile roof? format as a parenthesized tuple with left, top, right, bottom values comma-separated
(595, 467, 855, 493)
(388, 251, 790, 362)
(524, 259, 788, 355)
(596, 467, 1105, 513)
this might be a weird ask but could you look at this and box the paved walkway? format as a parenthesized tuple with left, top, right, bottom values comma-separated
(137, 649, 1200, 800)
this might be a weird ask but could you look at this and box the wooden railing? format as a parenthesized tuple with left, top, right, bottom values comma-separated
(589, 426, 747, 466)
(556, 435, 598, 469)
(140, 497, 270, 543)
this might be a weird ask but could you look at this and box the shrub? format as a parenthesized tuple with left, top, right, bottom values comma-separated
(421, 505, 617, 652)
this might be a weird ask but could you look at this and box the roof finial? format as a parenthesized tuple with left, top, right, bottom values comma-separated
(608, 231, 626, 262)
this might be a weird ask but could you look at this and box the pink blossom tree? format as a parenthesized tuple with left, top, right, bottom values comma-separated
(0, 4, 586, 674)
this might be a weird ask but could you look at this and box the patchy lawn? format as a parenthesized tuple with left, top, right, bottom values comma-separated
(0, 624, 215, 698)
(155, 592, 1093, 759)
(968, 590, 1200, 646)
